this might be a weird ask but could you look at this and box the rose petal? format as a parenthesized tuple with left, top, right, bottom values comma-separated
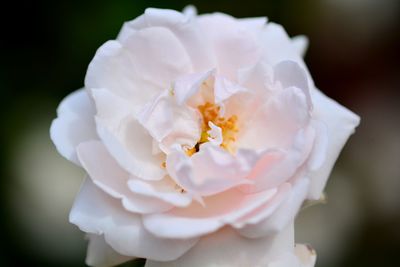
(273, 60, 312, 108)
(166, 143, 256, 197)
(85, 41, 160, 114)
(145, 223, 294, 267)
(233, 183, 291, 228)
(214, 75, 248, 104)
(137, 91, 201, 154)
(77, 140, 172, 214)
(261, 23, 307, 70)
(70, 178, 198, 261)
(238, 17, 268, 37)
(237, 61, 274, 93)
(244, 127, 315, 192)
(173, 70, 215, 105)
(92, 89, 166, 180)
(182, 5, 197, 18)
(50, 89, 98, 165)
(118, 8, 216, 72)
(207, 122, 223, 146)
(307, 89, 360, 199)
(307, 120, 328, 171)
(238, 178, 309, 238)
(127, 178, 193, 207)
(198, 13, 260, 81)
(291, 35, 309, 58)
(237, 86, 311, 150)
(143, 187, 277, 239)
(86, 234, 134, 267)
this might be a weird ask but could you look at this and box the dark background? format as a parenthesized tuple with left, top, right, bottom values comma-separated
(1, 0, 399, 266)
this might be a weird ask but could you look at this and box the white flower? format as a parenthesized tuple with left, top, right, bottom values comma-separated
(50, 6, 360, 267)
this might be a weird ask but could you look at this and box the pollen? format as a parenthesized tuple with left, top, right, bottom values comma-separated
(185, 102, 239, 156)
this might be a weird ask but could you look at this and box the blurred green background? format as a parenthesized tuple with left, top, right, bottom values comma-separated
(1, 0, 399, 266)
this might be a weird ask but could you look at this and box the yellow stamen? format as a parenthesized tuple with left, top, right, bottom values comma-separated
(186, 102, 239, 156)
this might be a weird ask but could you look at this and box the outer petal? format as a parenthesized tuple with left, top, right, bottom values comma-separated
(198, 13, 261, 80)
(307, 89, 360, 199)
(118, 8, 216, 72)
(85, 41, 159, 114)
(127, 178, 193, 207)
(92, 89, 165, 180)
(242, 126, 315, 193)
(237, 178, 309, 238)
(238, 17, 268, 38)
(273, 60, 311, 108)
(86, 26, 192, 111)
(86, 234, 134, 267)
(291, 35, 309, 58)
(77, 140, 172, 213)
(142, 187, 278, 239)
(145, 223, 294, 267)
(261, 23, 307, 71)
(70, 178, 198, 261)
(50, 89, 97, 165)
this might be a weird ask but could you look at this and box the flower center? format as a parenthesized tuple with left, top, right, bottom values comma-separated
(186, 102, 239, 156)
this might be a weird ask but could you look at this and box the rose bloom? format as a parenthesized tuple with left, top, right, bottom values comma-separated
(51, 6, 359, 267)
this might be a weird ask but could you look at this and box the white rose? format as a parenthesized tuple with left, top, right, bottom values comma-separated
(51, 6, 360, 267)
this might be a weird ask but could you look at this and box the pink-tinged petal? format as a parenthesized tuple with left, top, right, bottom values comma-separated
(118, 8, 216, 72)
(137, 91, 201, 153)
(239, 125, 315, 193)
(273, 60, 312, 108)
(145, 223, 294, 267)
(307, 89, 360, 200)
(173, 70, 215, 105)
(291, 35, 309, 58)
(214, 75, 248, 104)
(92, 89, 165, 180)
(50, 89, 98, 165)
(166, 143, 256, 197)
(86, 234, 134, 267)
(86, 26, 192, 108)
(143, 187, 277, 239)
(237, 62, 274, 93)
(307, 120, 328, 171)
(85, 41, 160, 113)
(238, 17, 268, 37)
(121, 27, 192, 88)
(233, 183, 291, 228)
(261, 23, 317, 92)
(198, 13, 260, 81)
(77, 141, 172, 214)
(238, 178, 309, 238)
(238, 86, 311, 151)
(70, 178, 198, 261)
(127, 178, 192, 207)
(261, 23, 307, 70)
